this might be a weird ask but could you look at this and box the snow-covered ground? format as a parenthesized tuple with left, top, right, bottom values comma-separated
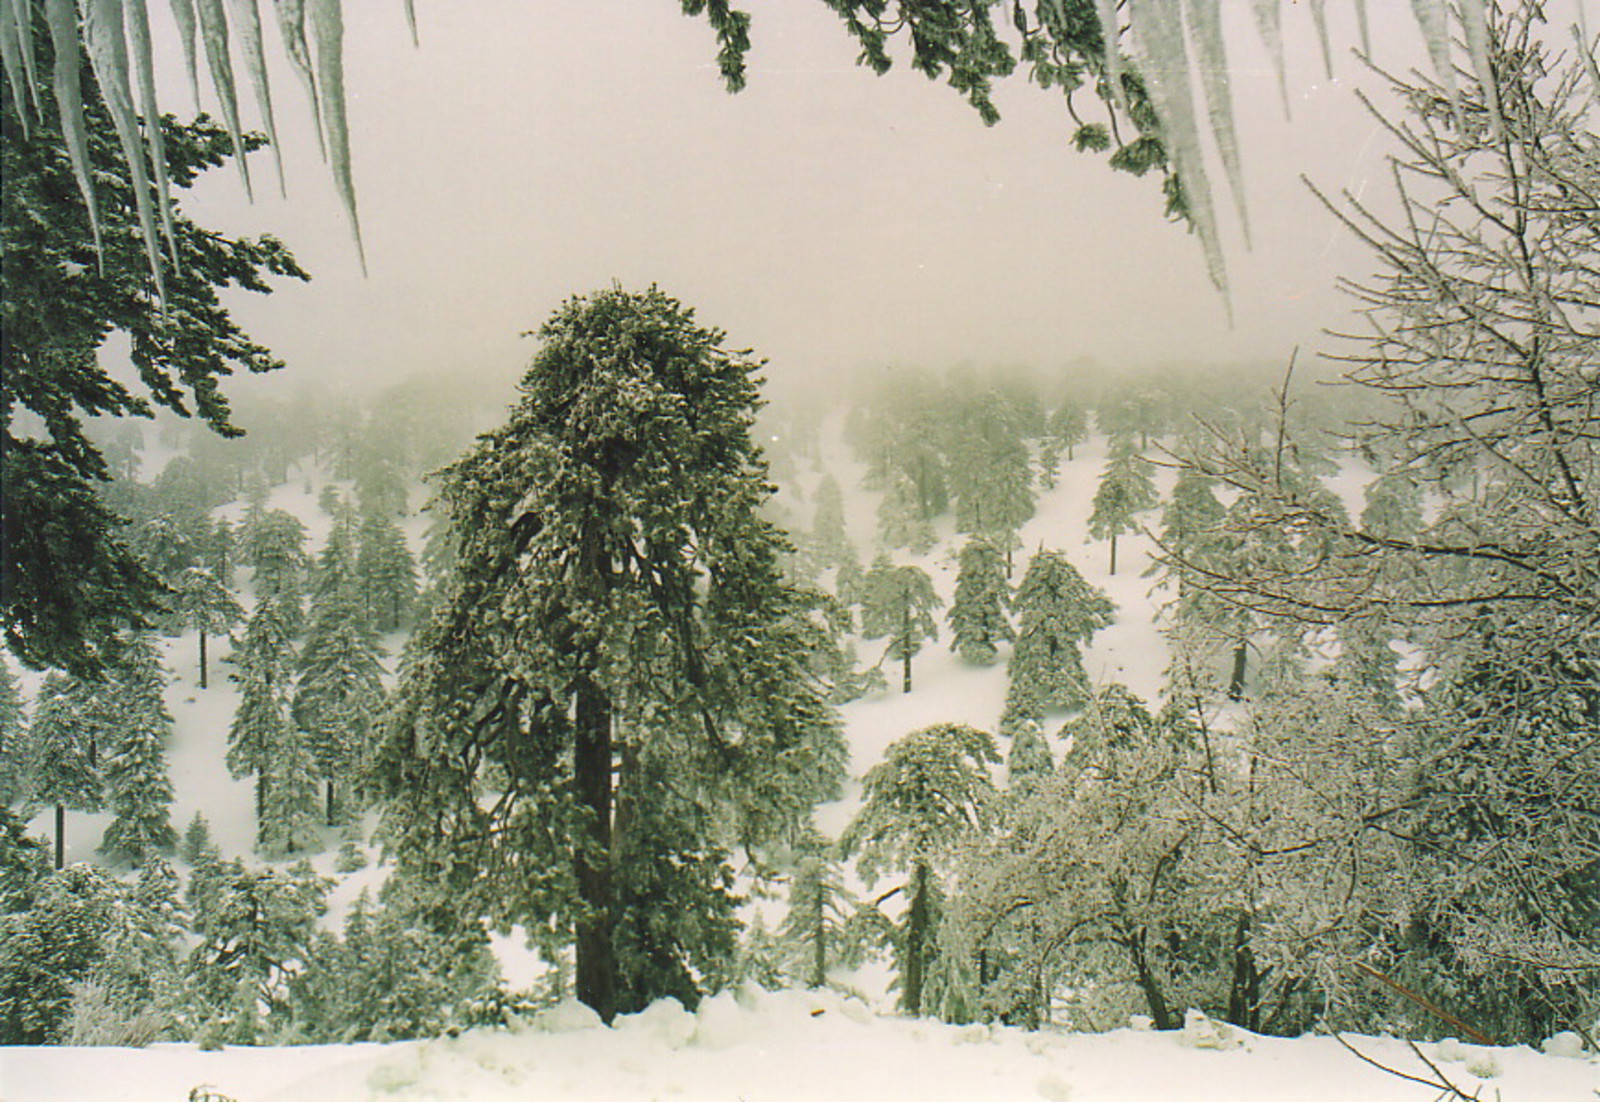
(5, 986, 1595, 1101)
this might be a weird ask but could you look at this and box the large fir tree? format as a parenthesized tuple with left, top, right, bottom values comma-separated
(1088, 437, 1158, 574)
(97, 636, 176, 864)
(373, 287, 846, 1022)
(168, 567, 243, 689)
(27, 673, 101, 868)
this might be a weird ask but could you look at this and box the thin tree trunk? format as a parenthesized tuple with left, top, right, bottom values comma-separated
(1226, 913, 1261, 1030)
(1128, 931, 1174, 1030)
(1228, 641, 1248, 701)
(905, 861, 929, 1016)
(1109, 532, 1118, 575)
(325, 779, 336, 827)
(811, 890, 826, 989)
(901, 600, 913, 694)
(198, 630, 208, 689)
(573, 674, 617, 1023)
(54, 803, 64, 869)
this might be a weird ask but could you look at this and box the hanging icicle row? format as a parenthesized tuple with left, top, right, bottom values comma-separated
(168, 0, 199, 106)
(272, 0, 325, 161)
(1182, 0, 1249, 247)
(0, 0, 34, 136)
(194, 0, 252, 198)
(125, 0, 179, 271)
(45, 0, 103, 269)
(1459, 0, 1503, 138)
(1128, 0, 1230, 310)
(225, 0, 283, 193)
(309, 0, 364, 271)
(85, 0, 167, 303)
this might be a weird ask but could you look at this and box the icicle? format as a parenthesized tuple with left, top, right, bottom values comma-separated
(1576, 18, 1600, 105)
(226, 0, 282, 193)
(1459, 0, 1502, 138)
(1354, 0, 1371, 58)
(1129, 0, 1229, 310)
(1182, 0, 1248, 247)
(168, 0, 199, 107)
(84, 0, 166, 302)
(1409, 0, 1462, 129)
(1309, 0, 1332, 78)
(125, 0, 178, 270)
(1, 0, 33, 135)
(309, 0, 363, 270)
(46, 0, 103, 267)
(272, 0, 324, 160)
(194, 0, 252, 198)
(19, 0, 42, 112)
(1248, 0, 1288, 120)
(1094, 0, 1128, 118)
(402, 0, 415, 46)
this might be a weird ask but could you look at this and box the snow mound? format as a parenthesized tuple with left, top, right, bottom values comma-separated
(521, 998, 604, 1034)
(1542, 1031, 1585, 1059)
(614, 997, 696, 1050)
(1178, 1008, 1245, 1051)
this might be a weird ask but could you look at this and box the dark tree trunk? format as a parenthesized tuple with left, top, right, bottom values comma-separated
(198, 630, 208, 689)
(1228, 641, 1249, 701)
(325, 779, 337, 827)
(1108, 532, 1119, 575)
(810, 891, 826, 989)
(573, 674, 617, 1023)
(1128, 931, 1174, 1030)
(1226, 913, 1261, 1031)
(54, 803, 64, 869)
(256, 776, 267, 846)
(901, 600, 913, 694)
(904, 861, 930, 1016)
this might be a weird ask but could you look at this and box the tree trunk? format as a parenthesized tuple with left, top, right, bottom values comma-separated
(811, 891, 826, 989)
(54, 803, 64, 869)
(198, 630, 209, 689)
(904, 861, 930, 1016)
(256, 776, 267, 847)
(1226, 913, 1261, 1031)
(573, 674, 617, 1023)
(1128, 931, 1174, 1030)
(901, 600, 913, 694)
(325, 779, 337, 827)
(1108, 532, 1119, 575)
(1228, 641, 1248, 701)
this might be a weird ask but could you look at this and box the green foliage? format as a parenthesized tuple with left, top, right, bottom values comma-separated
(1088, 437, 1158, 571)
(97, 636, 177, 864)
(374, 286, 845, 1020)
(0, 864, 122, 1043)
(948, 539, 1013, 665)
(1004, 548, 1114, 723)
(858, 556, 941, 691)
(0, 663, 28, 808)
(0, 28, 303, 675)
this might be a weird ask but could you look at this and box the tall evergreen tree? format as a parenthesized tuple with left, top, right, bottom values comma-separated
(228, 601, 314, 853)
(948, 540, 1013, 666)
(0, 664, 27, 809)
(1004, 549, 1115, 727)
(168, 567, 243, 689)
(27, 674, 101, 868)
(295, 563, 385, 826)
(357, 509, 418, 633)
(810, 473, 854, 573)
(240, 509, 308, 633)
(843, 723, 999, 1016)
(1088, 437, 1158, 574)
(97, 637, 177, 864)
(1039, 396, 1089, 485)
(859, 556, 941, 693)
(876, 467, 936, 554)
(372, 287, 846, 1022)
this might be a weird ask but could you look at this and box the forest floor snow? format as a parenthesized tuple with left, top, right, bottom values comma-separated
(5, 986, 1596, 1101)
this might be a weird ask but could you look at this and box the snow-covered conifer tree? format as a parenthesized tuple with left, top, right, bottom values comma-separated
(97, 636, 177, 864)
(1003, 549, 1114, 727)
(859, 555, 941, 693)
(28, 673, 101, 868)
(169, 567, 243, 689)
(0, 664, 27, 808)
(843, 723, 999, 1017)
(948, 539, 1013, 665)
(228, 600, 315, 852)
(811, 473, 854, 573)
(240, 508, 308, 633)
(1088, 437, 1158, 574)
(357, 508, 418, 633)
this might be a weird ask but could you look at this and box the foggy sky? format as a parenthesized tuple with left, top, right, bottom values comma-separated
(149, 1, 1443, 401)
